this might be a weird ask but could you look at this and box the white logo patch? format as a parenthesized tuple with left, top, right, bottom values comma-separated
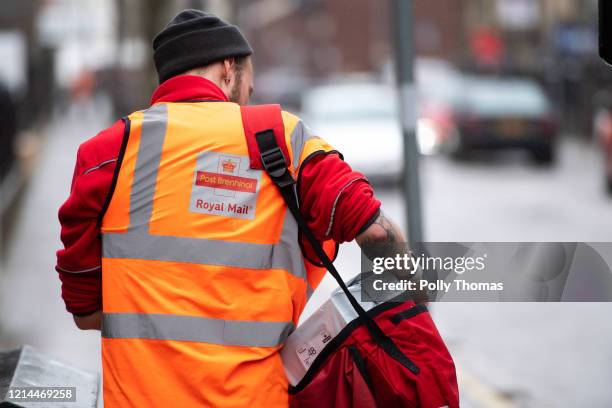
(190, 152, 261, 220)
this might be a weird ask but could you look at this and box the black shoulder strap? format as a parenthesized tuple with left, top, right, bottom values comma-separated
(255, 129, 419, 375)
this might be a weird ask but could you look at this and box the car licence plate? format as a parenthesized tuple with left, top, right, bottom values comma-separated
(497, 119, 525, 137)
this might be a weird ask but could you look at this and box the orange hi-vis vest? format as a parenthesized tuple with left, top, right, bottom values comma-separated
(100, 101, 336, 407)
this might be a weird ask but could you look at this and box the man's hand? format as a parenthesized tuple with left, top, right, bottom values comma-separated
(73, 311, 102, 331)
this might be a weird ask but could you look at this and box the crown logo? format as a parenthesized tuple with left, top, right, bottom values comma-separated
(221, 159, 237, 173)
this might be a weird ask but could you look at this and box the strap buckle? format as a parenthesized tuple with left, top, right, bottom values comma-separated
(260, 145, 287, 178)
(256, 129, 295, 188)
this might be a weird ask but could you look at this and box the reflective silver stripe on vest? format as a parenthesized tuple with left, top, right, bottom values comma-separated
(102, 104, 306, 279)
(102, 313, 294, 347)
(129, 104, 168, 230)
(290, 121, 320, 169)
(102, 212, 304, 272)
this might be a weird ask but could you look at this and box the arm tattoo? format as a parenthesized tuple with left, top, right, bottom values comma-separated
(359, 212, 407, 261)
(371, 213, 399, 243)
(359, 213, 424, 289)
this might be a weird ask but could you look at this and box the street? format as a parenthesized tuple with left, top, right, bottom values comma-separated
(308, 136, 612, 406)
(1, 105, 612, 407)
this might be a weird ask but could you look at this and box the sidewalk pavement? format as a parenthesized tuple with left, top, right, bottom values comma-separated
(0, 100, 113, 379)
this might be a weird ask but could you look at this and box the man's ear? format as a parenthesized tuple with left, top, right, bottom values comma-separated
(223, 58, 236, 79)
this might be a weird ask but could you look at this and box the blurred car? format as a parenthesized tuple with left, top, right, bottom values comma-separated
(450, 77, 558, 164)
(592, 97, 612, 194)
(301, 79, 403, 183)
(415, 58, 464, 155)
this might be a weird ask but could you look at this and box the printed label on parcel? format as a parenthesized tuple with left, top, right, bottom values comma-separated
(296, 327, 333, 369)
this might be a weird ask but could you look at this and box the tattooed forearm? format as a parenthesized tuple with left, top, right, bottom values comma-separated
(357, 212, 408, 262)
(367, 213, 400, 243)
(356, 212, 426, 300)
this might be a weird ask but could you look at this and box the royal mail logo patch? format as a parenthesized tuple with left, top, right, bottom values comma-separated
(190, 152, 261, 219)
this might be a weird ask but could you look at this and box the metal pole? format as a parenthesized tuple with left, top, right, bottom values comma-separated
(392, 0, 423, 244)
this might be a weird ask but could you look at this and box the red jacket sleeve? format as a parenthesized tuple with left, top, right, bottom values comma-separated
(56, 119, 124, 315)
(298, 152, 381, 243)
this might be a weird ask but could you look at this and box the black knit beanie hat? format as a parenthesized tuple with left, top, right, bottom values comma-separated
(153, 10, 253, 83)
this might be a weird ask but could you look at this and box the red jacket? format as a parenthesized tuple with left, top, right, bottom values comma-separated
(56, 76, 381, 315)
